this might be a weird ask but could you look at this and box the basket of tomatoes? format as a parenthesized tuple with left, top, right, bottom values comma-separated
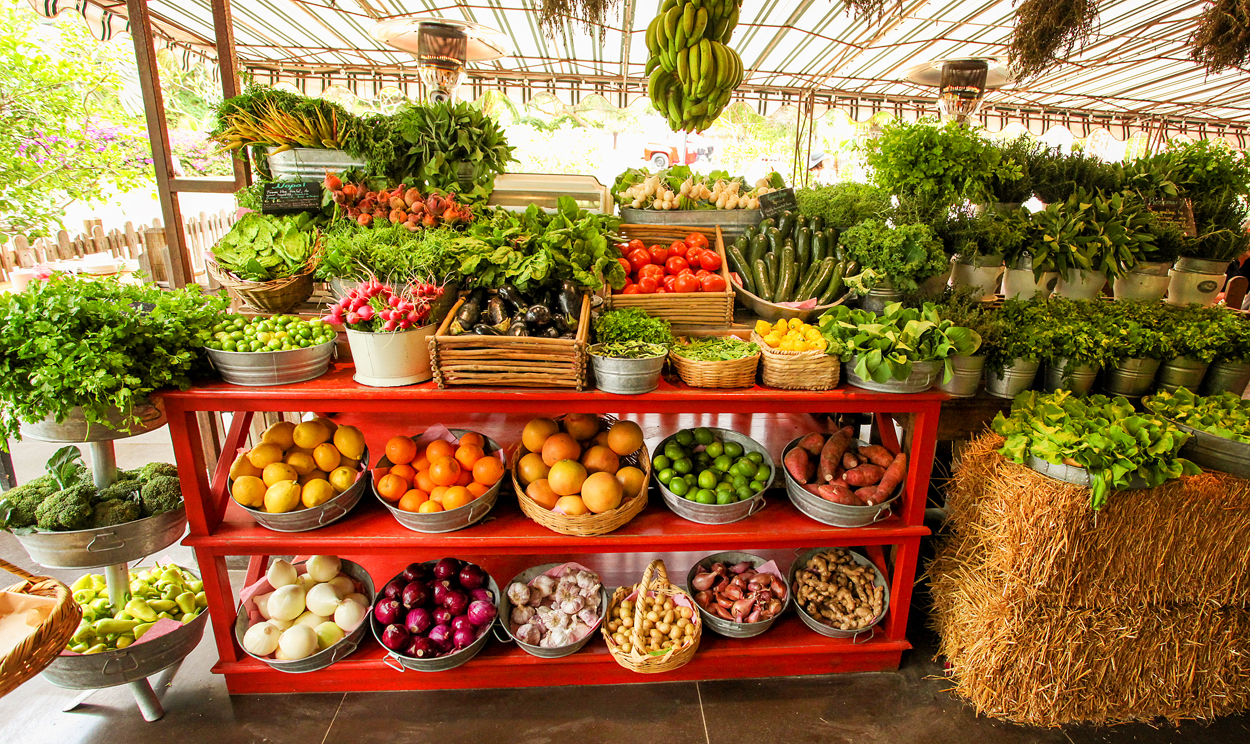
(606, 226, 733, 327)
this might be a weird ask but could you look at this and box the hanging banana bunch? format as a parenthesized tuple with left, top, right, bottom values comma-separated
(643, 0, 745, 133)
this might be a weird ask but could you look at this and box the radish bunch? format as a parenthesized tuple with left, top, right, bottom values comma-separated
(323, 279, 443, 332)
(323, 173, 474, 231)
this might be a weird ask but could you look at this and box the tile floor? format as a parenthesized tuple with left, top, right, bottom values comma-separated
(2, 432, 1248, 744)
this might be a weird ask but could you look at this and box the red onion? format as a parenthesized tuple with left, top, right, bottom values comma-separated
(401, 563, 430, 583)
(451, 615, 474, 634)
(404, 607, 433, 635)
(373, 599, 401, 626)
(405, 636, 438, 658)
(458, 564, 487, 590)
(381, 623, 409, 651)
(432, 608, 452, 626)
(401, 581, 430, 609)
(433, 557, 461, 581)
(466, 599, 496, 627)
(432, 583, 450, 606)
(381, 578, 406, 600)
(427, 623, 452, 650)
(469, 588, 494, 604)
(442, 589, 468, 616)
(452, 626, 477, 650)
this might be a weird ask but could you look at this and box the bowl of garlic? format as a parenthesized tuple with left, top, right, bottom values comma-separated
(499, 563, 607, 659)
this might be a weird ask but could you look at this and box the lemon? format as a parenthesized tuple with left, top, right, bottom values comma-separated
(328, 466, 357, 494)
(313, 416, 338, 435)
(338, 455, 361, 471)
(286, 445, 315, 457)
(229, 452, 263, 480)
(301, 479, 336, 508)
(313, 443, 341, 472)
(299, 470, 329, 486)
(284, 452, 317, 476)
(247, 443, 285, 469)
(264, 481, 303, 513)
(292, 421, 331, 449)
(332, 425, 366, 460)
(231, 476, 266, 508)
(261, 421, 297, 450)
(262, 462, 299, 487)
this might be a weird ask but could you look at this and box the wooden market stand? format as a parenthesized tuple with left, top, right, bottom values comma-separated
(158, 365, 941, 693)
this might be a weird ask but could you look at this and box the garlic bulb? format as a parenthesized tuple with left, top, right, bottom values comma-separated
(511, 605, 535, 625)
(516, 623, 541, 645)
(531, 575, 557, 598)
(541, 628, 573, 648)
(568, 620, 591, 640)
(559, 597, 584, 616)
(266, 559, 297, 589)
(306, 582, 342, 617)
(305, 555, 341, 583)
(577, 607, 600, 626)
(278, 624, 318, 661)
(507, 582, 532, 607)
(243, 621, 281, 656)
(267, 584, 306, 621)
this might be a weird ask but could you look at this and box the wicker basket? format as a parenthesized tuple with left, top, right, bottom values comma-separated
(749, 331, 839, 390)
(606, 225, 734, 327)
(602, 560, 701, 674)
(669, 337, 760, 388)
(206, 250, 319, 314)
(511, 414, 650, 536)
(0, 557, 82, 698)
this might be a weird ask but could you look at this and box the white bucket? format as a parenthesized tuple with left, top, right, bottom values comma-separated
(346, 325, 436, 387)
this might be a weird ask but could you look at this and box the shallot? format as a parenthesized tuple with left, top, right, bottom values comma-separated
(695, 560, 787, 624)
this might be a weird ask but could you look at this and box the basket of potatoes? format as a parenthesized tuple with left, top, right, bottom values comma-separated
(602, 559, 700, 673)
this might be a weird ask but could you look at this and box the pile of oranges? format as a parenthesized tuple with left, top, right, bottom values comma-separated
(374, 431, 505, 513)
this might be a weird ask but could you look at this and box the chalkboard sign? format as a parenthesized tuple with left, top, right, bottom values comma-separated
(759, 187, 798, 219)
(1145, 197, 1197, 237)
(262, 181, 322, 214)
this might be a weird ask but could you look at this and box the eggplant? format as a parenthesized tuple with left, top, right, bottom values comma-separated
(484, 295, 507, 326)
(550, 314, 571, 335)
(498, 285, 528, 314)
(507, 321, 529, 336)
(473, 322, 509, 336)
(542, 326, 562, 339)
(557, 281, 581, 318)
(559, 332, 575, 339)
(525, 304, 552, 327)
(449, 291, 483, 335)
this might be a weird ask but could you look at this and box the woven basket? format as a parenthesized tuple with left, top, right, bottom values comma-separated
(206, 249, 320, 314)
(0, 557, 82, 698)
(606, 225, 734, 327)
(511, 414, 650, 536)
(749, 331, 839, 390)
(602, 560, 701, 673)
(669, 337, 760, 388)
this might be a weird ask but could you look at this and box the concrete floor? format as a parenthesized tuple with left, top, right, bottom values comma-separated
(2, 431, 1248, 743)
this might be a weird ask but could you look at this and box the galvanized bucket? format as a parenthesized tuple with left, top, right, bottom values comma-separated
(370, 562, 499, 672)
(233, 447, 369, 532)
(1167, 267, 1225, 307)
(844, 358, 941, 394)
(936, 355, 985, 397)
(858, 287, 902, 315)
(233, 559, 375, 673)
(950, 254, 1003, 300)
(1201, 360, 1250, 396)
(1053, 269, 1107, 300)
(43, 568, 209, 690)
(1156, 356, 1210, 394)
(1103, 357, 1162, 398)
(266, 147, 366, 179)
(781, 436, 900, 528)
(1043, 358, 1098, 395)
(15, 508, 187, 570)
(496, 563, 607, 658)
(1001, 267, 1058, 300)
(1113, 262, 1171, 302)
(788, 548, 889, 640)
(653, 428, 773, 525)
(685, 552, 789, 639)
(1168, 418, 1250, 479)
(985, 358, 1040, 399)
(588, 346, 667, 395)
(373, 431, 501, 533)
(206, 340, 336, 387)
(345, 325, 436, 387)
(619, 207, 760, 241)
(20, 400, 167, 442)
(1026, 455, 1151, 490)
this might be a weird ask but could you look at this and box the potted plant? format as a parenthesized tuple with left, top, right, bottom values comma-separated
(324, 279, 446, 387)
(1113, 217, 1184, 302)
(983, 299, 1047, 398)
(794, 182, 892, 230)
(927, 288, 1002, 397)
(588, 308, 674, 395)
(984, 134, 1049, 211)
(1155, 305, 1225, 393)
(1037, 298, 1113, 395)
(1032, 148, 1122, 205)
(938, 210, 1024, 300)
(840, 220, 950, 311)
(1101, 301, 1171, 397)
(1201, 310, 1250, 395)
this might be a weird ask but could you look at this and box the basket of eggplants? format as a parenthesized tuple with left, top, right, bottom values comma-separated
(448, 281, 584, 339)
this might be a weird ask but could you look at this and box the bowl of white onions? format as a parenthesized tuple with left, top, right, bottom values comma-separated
(233, 556, 376, 673)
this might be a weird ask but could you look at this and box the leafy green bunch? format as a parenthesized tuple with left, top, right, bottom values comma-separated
(392, 101, 515, 204)
(212, 211, 319, 281)
(670, 336, 760, 361)
(921, 286, 1004, 351)
(985, 134, 1050, 204)
(818, 301, 981, 384)
(934, 208, 1026, 260)
(1162, 305, 1238, 363)
(593, 308, 674, 346)
(1032, 147, 1122, 204)
(794, 182, 892, 229)
(861, 119, 1020, 207)
(0, 276, 229, 443)
(1135, 139, 1250, 262)
(993, 390, 1200, 509)
(1146, 388, 1250, 444)
(982, 298, 1052, 371)
(1010, 189, 1154, 280)
(840, 220, 948, 292)
(316, 221, 459, 283)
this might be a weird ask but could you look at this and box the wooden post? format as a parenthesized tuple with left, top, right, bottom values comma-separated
(126, 0, 192, 288)
(211, 0, 252, 192)
(12, 236, 35, 268)
(142, 228, 169, 284)
(56, 230, 72, 260)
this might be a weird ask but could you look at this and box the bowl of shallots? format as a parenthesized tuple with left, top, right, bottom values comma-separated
(686, 552, 789, 638)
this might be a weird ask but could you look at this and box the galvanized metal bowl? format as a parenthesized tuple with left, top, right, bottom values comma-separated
(781, 436, 900, 528)
(685, 551, 789, 639)
(205, 340, 336, 387)
(496, 563, 607, 658)
(843, 358, 942, 394)
(369, 561, 499, 672)
(372, 430, 502, 533)
(15, 508, 187, 570)
(788, 548, 889, 640)
(588, 345, 667, 395)
(1025, 455, 1151, 490)
(42, 565, 209, 690)
(232, 446, 369, 532)
(733, 283, 844, 323)
(233, 559, 376, 673)
(1141, 399, 1250, 479)
(20, 399, 167, 442)
(653, 427, 774, 525)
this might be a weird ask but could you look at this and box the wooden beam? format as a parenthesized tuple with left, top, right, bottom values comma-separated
(127, 0, 192, 288)
(170, 177, 241, 194)
(211, 0, 251, 191)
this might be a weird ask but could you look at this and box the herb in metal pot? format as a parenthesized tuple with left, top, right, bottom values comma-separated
(818, 301, 981, 384)
(670, 336, 759, 361)
(592, 341, 668, 359)
(594, 308, 674, 346)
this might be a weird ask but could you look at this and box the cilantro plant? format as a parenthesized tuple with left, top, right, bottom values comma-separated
(593, 308, 674, 346)
(818, 302, 981, 384)
(1147, 388, 1250, 444)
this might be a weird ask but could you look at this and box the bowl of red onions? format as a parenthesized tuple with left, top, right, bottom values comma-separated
(686, 552, 789, 638)
(370, 557, 498, 672)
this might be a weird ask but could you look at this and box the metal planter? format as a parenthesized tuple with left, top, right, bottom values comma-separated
(654, 428, 773, 525)
(1113, 262, 1171, 302)
(788, 548, 889, 639)
(233, 447, 369, 532)
(370, 562, 499, 672)
(1103, 358, 1162, 398)
(1169, 420, 1250, 479)
(1156, 356, 1210, 394)
(985, 358, 1040, 399)
(266, 147, 366, 179)
(373, 432, 501, 533)
(950, 254, 1004, 300)
(936, 355, 985, 397)
(781, 437, 901, 528)
(206, 341, 336, 387)
(859, 286, 902, 315)
(497, 563, 607, 658)
(20, 400, 167, 442)
(589, 346, 667, 395)
(844, 358, 941, 394)
(1026, 455, 1150, 490)
(1053, 269, 1107, 300)
(685, 552, 789, 639)
(1201, 360, 1250, 397)
(15, 508, 187, 570)
(1043, 358, 1099, 395)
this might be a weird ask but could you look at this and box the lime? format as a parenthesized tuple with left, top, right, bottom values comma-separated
(735, 485, 756, 501)
(673, 457, 692, 475)
(652, 455, 672, 472)
(732, 474, 749, 491)
(694, 489, 716, 505)
(664, 443, 685, 461)
(736, 458, 758, 477)
(657, 468, 676, 485)
(715, 481, 734, 493)
(668, 477, 688, 496)
(697, 470, 718, 490)
(747, 451, 765, 465)
(694, 453, 711, 470)
(675, 429, 695, 447)
(724, 441, 744, 459)
(705, 441, 724, 459)
(715, 491, 736, 505)
(694, 428, 715, 446)
(754, 464, 772, 482)
(713, 454, 733, 472)
(683, 473, 697, 487)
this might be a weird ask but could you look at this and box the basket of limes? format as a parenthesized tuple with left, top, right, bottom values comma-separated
(204, 314, 338, 386)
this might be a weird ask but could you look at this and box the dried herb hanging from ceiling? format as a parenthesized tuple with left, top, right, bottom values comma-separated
(840, 0, 888, 19)
(533, 0, 621, 43)
(1190, 0, 1250, 75)
(1008, 0, 1100, 81)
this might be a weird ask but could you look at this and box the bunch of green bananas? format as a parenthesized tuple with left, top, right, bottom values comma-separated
(644, 0, 745, 133)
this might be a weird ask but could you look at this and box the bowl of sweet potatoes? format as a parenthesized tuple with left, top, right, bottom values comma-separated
(780, 427, 906, 527)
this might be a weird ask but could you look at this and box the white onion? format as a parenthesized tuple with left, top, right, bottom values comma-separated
(333, 597, 367, 632)
(268, 584, 306, 621)
(274, 647, 290, 660)
(295, 574, 318, 593)
(266, 559, 297, 589)
(294, 610, 330, 628)
(306, 583, 342, 617)
(345, 592, 369, 607)
(306, 555, 341, 583)
(243, 621, 281, 657)
(278, 625, 318, 661)
(270, 617, 294, 630)
(315, 621, 345, 650)
(326, 574, 354, 596)
(254, 591, 274, 620)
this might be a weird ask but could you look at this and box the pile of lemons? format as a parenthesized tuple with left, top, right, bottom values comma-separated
(230, 419, 366, 514)
(754, 318, 826, 352)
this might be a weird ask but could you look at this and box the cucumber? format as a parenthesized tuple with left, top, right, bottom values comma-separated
(766, 228, 782, 256)
(795, 259, 823, 301)
(757, 217, 776, 234)
(810, 216, 825, 233)
(803, 258, 836, 302)
(795, 215, 808, 234)
(832, 230, 847, 262)
(796, 228, 812, 273)
(727, 242, 754, 294)
(812, 231, 827, 263)
(732, 235, 749, 264)
(749, 233, 768, 267)
(753, 259, 774, 301)
(828, 229, 843, 260)
(776, 212, 795, 242)
(742, 225, 758, 244)
(764, 251, 778, 287)
(818, 261, 846, 305)
(774, 245, 796, 303)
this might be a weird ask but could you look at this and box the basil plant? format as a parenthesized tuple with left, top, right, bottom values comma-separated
(818, 302, 981, 384)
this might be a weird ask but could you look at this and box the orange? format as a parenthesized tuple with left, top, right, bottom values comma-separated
(429, 456, 461, 487)
(467, 482, 489, 498)
(429, 485, 448, 504)
(376, 473, 409, 502)
(441, 486, 474, 510)
(412, 453, 430, 472)
(388, 463, 416, 485)
(425, 440, 455, 463)
(458, 431, 485, 448)
(454, 467, 474, 487)
(472, 457, 505, 486)
(417, 500, 444, 513)
(371, 467, 389, 489)
(414, 470, 437, 493)
(385, 436, 417, 465)
(454, 444, 484, 469)
(397, 489, 430, 512)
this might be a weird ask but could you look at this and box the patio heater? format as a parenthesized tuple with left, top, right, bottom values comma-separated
(369, 16, 510, 102)
(901, 58, 1011, 126)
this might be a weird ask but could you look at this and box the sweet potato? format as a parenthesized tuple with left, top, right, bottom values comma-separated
(798, 432, 826, 456)
(842, 451, 859, 469)
(858, 444, 895, 468)
(817, 483, 858, 505)
(842, 463, 886, 487)
(803, 484, 823, 496)
(854, 486, 879, 504)
(818, 428, 854, 482)
(784, 447, 815, 484)
(876, 452, 908, 496)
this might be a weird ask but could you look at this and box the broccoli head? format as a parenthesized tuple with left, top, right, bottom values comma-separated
(0, 479, 56, 530)
(96, 479, 142, 503)
(140, 476, 183, 517)
(137, 463, 178, 482)
(88, 499, 141, 528)
(34, 484, 95, 531)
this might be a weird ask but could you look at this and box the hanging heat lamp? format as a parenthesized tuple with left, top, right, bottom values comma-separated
(901, 57, 1012, 125)
(370, 16, 510, 102)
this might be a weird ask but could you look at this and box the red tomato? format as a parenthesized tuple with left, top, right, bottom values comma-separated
(695, 269, 710, 279)
(669, 241, 688, 257)
(699, 251, 723, 271)
(617, 257, 631, 275)
(637, 277, 658, 294)
(627, 239, 645, 255)
(665, 256, 689, 274)
(701, 274, 728, 292)
(621, 284, 645, 295)
(678, 267, 694, 276)
(685, 233, 709, 250)
(649, 245, 670, 264)
(639, 264, 665, 282)
(655, 287, 669, 293)
(674, 274, 701, 293)
(628, 249, 651, 274)
(662, 275, 678, 292)
(686, 246, 705, 264)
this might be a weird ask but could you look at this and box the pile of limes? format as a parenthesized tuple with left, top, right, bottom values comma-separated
(208, 315, 337, 352)
(652, 427, 772, 505)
